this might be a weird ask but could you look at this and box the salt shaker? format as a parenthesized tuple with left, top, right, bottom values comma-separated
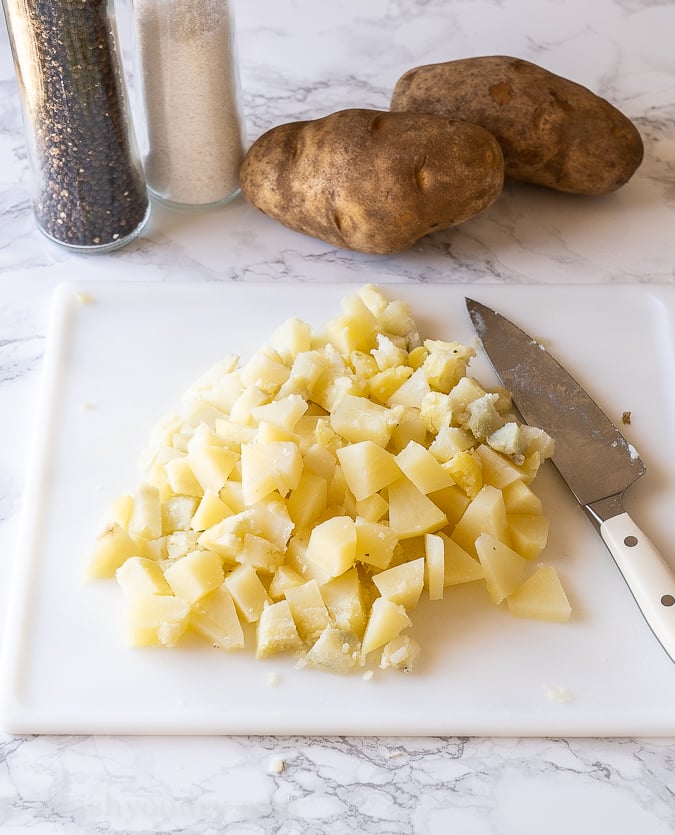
(133, 0, 246, 208)
(1, 0, 150, 252)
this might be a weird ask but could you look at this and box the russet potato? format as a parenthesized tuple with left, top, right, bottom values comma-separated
(240, 108, 504, 254)
(391, 56, 644, 195)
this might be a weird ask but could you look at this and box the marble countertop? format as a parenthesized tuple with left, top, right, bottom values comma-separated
(1, 0, 674, 831)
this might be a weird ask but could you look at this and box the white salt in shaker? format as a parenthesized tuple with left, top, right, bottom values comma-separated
(133, 0, 246, 208)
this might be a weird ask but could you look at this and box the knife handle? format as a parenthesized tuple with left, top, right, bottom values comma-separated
(600, 511, 675, 663)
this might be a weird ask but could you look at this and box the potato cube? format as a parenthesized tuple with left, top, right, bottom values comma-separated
(225, 564, 270, 623)
(395, 441, 455, 494)
(336, 440, 401, 501)
(428, 426, 475, 461)
(284, 579, 331, 642)
(331, 394, 401, 447)
(368, 366, 414, 403)
(268, 564, 306, 601)
(162, 495, 200, 534)
(251, 394, 308, 432)
(256, 600, 304, 658)
(164, 549, 224, 604)
(128, 482, 162, 540)
(361, 598, 411, 657)
(508, 513, 550, 560)
(379, 635, 421, 672)
(355, 492, 389, 523)
(320, 568, 367, 637)
(324, 293, 377, 356)
(304, 626, 361, 673)
(474, 444, 526, 489)
(190, 489, 233, 532)
(387, 367, 431, 408)
(443, 450, 483, 498)
(451, 484, 510, 557)
(190, 584, 245, 650)
(506, 565, 571, 622)
(388, 406, 427, 453)
(502, 480, 543, 514)
(427, 485, 470, 527)
(354, 517, 398, 570)
(439, 532, 484, 586)
(305, 516, 357, 578)
(237, 533, 285, 574)
(187, 443, 239, 494)
(87, 522, 141, 579)
(286, 470, 328, 531)
(270, 317, 313, 364)
(475, 533, 527, 604)
(387, 476, 447, 539)
(125, 595, 190, 647)
(372, 557, 425, 610)
(240, 443, 279, 505)
(116, 556, 172, 598)
(424, 534, 445, 600)
(164, 456, 203, 497)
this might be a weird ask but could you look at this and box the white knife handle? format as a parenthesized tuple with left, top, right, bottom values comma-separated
(599, 512, 675, 662)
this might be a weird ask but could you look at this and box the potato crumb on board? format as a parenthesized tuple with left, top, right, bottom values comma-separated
(622, 411, 632, 425)
(546, 685, 574, 703)
(76, 291, 95, 304)
(266, 672, 281, 687)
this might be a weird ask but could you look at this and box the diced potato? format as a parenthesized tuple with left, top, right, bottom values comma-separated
(190, 490, 233, 532)
(355, 492, 389, 523)
(424, 534, 445, 600)
(439, 532, 484, 586)
(379, 634, 421, 672)
(368, 366, 413, 403)
(225, 564, 270, 623)
(286, 470, 328, 530)
(116, 556, 173, 598)
(336, 440, 401, 501)
(388, 406, 427, 453)
(256, 600, 304, 658)
(304, 627, 360, 673)
(506, 565, 571, 622)
(428, 426, 475, 461)
(443, 450, 482, 498)
(162, 495, 200, 534)
(268, 564, 306, 601)
(422, 339, 474, 393)
(269, 317, 313, 364)
(508, 513, 550, 560)
(386, 367, 431, 408)
(164, 457, 203, 497)
(252, 394, 308, 434)
(324, 292, 377, 356)
(354, 517, 398, 570)
(190, 584, 245, 650)
(502, 480, 543, 514)
(427, 484, 470, 527)
(164, 549, 224, 604)
(125, 595, 191, 647)
(451, 484, 510, 557)
(330, 394, 400, 447)
(361, 597, 411, 657)
(166, 530, 200, 559)
(188, 442, 239, 494)
(320, 568, 367, 638)
(305, 515, 357, 578)
(395, 440, 455, 494)
(474, 443, 526, 489)
(128, 482, 162, 540)
(284, 579, 331, 642)
(464, 393, 504, 441)
(475, 533, 527, 604)
(387, 476, 448, 539)
(372, 557, 425, 610)
(87, 522, 141, 579)
(237, 533, 285, 574)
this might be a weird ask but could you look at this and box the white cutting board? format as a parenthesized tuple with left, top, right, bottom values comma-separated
(2, 280, 675, 736)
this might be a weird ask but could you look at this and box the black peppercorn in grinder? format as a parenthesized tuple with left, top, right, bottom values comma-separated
(1, 0, 150, 252)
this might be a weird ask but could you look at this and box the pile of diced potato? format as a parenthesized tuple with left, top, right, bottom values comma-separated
(88, 285, 571, 674)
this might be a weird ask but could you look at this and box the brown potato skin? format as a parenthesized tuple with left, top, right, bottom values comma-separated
(239, 108, 504, 255)
(391, 56, 644, 195)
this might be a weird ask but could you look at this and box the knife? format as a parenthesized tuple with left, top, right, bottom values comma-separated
(466, 297, 675, 663)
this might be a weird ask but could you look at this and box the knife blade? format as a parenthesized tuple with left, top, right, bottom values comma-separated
(466, 297, 675, 663)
